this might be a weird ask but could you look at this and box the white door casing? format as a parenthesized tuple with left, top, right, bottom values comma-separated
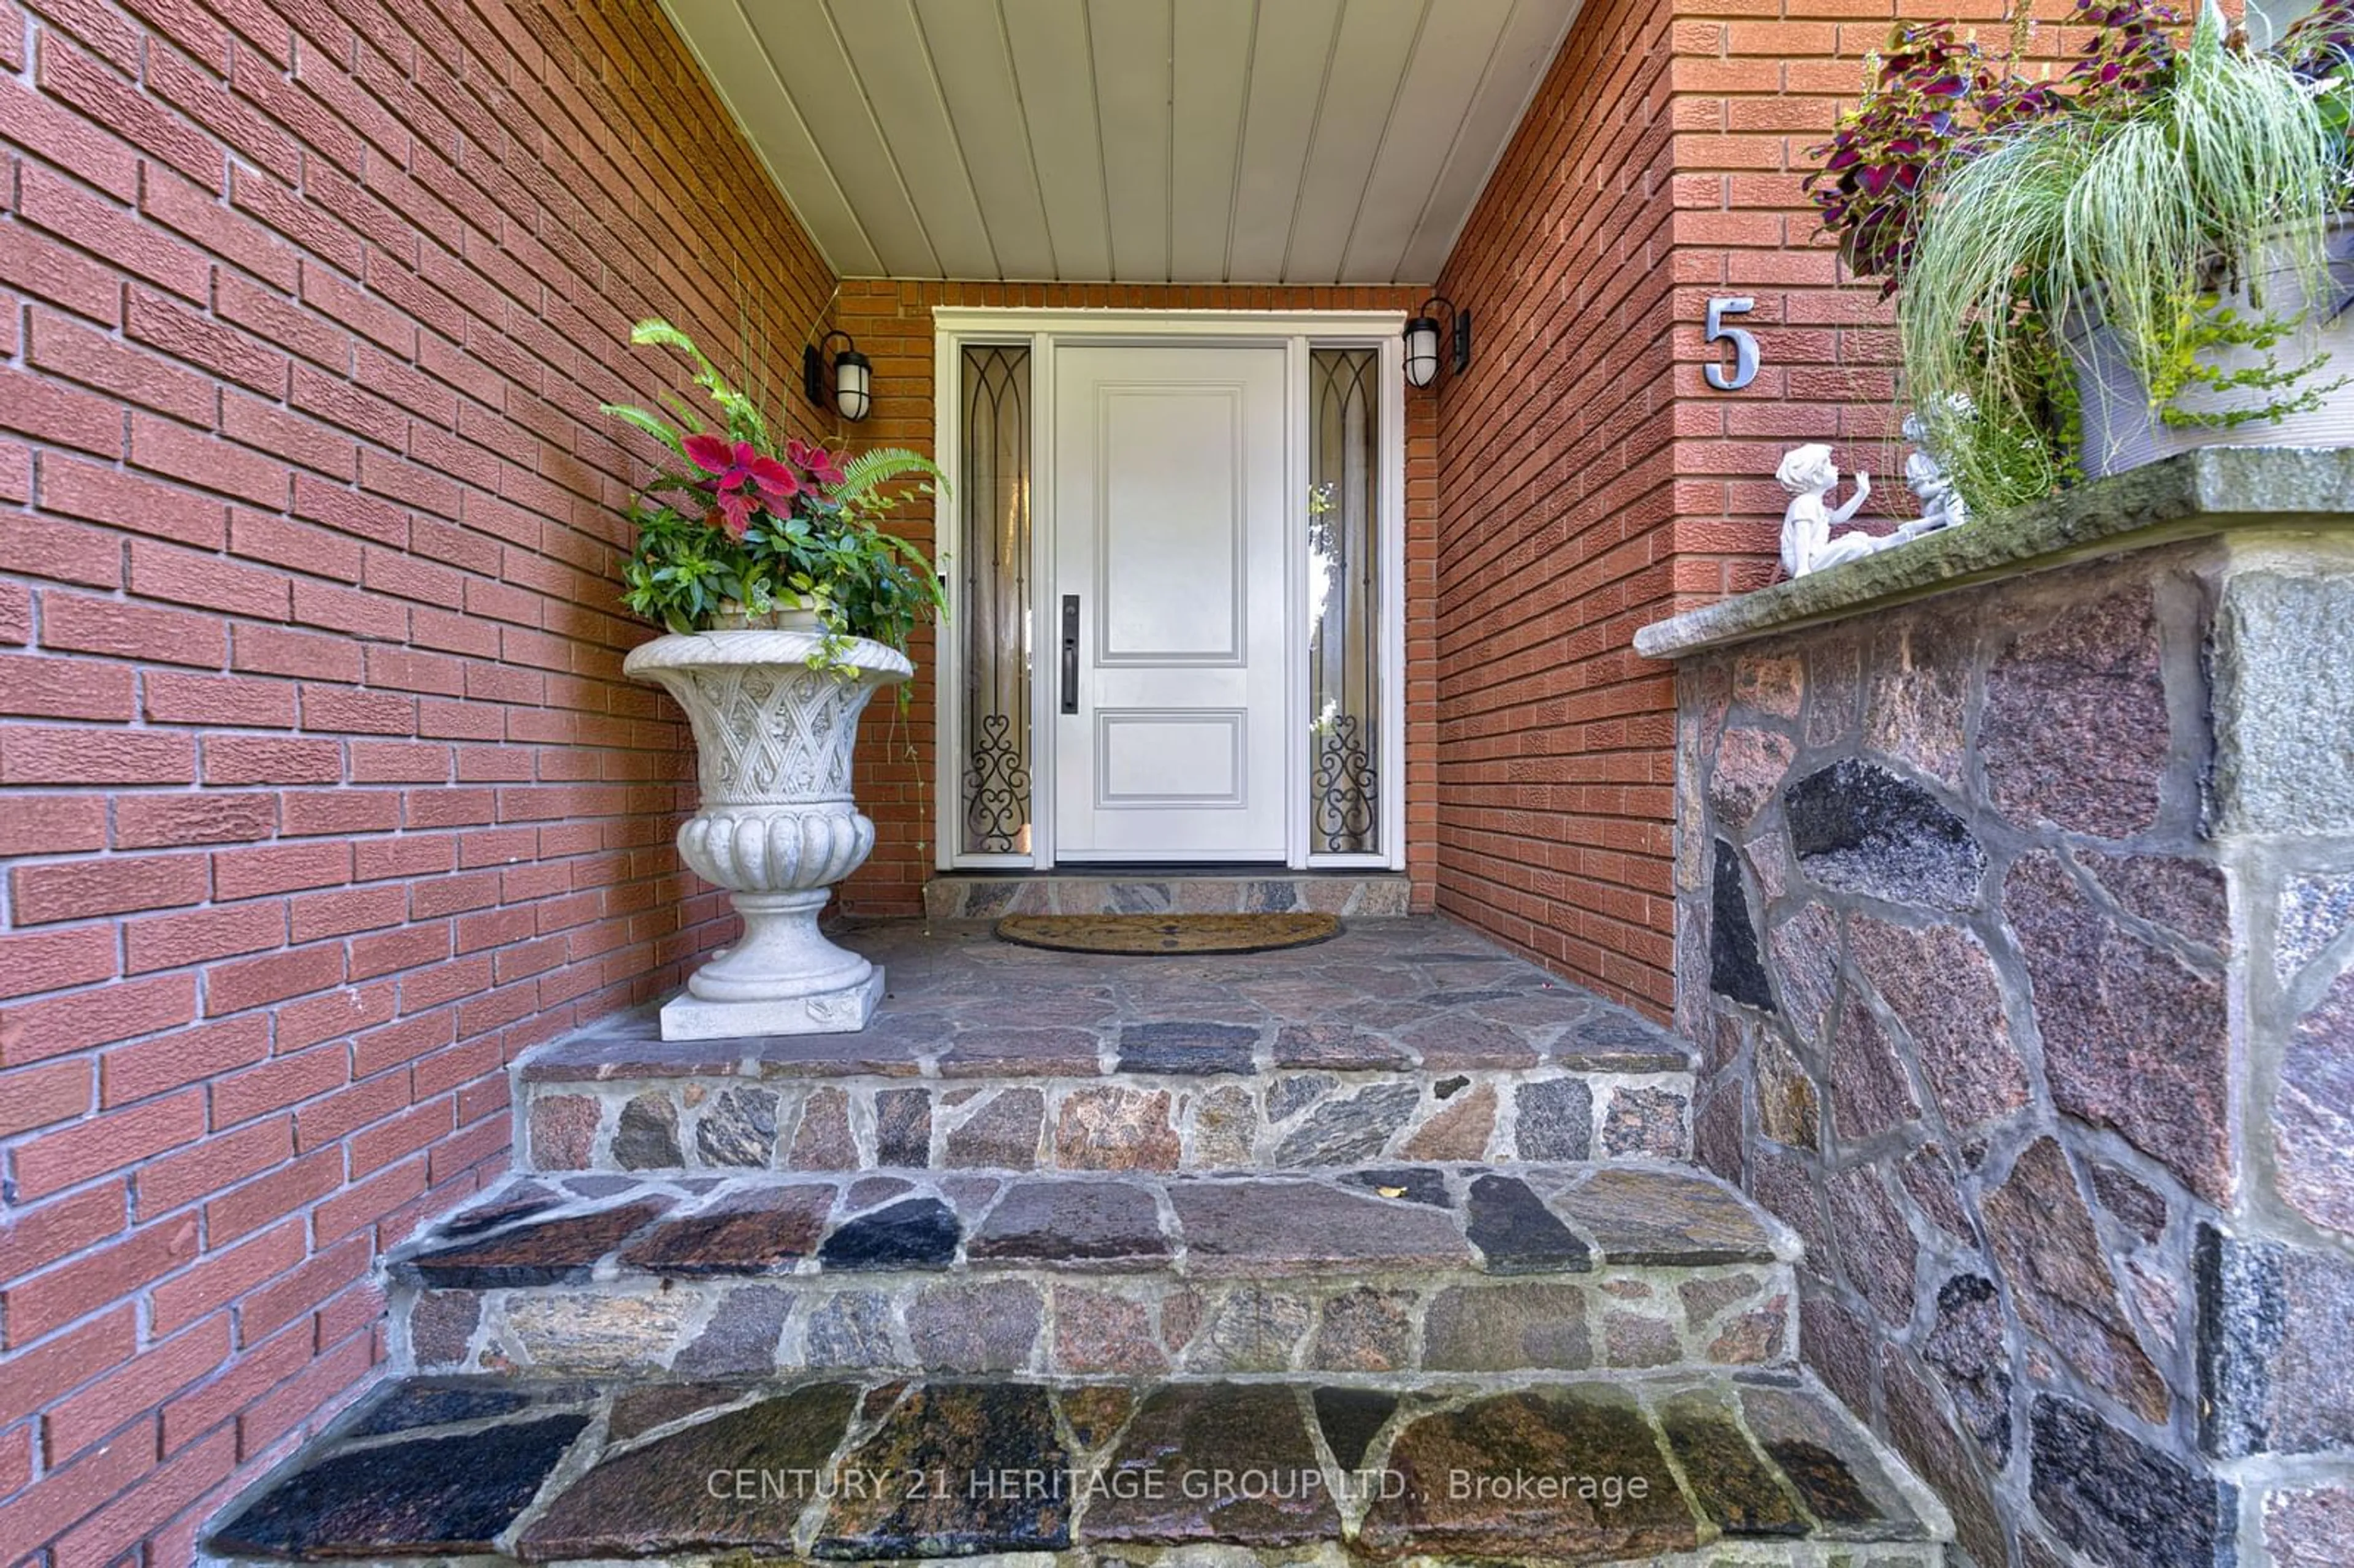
(931, 309, 1408, 873)
(1051, 344, 1289, 861)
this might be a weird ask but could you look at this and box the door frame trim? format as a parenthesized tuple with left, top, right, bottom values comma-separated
(931, 308, 1408, 874)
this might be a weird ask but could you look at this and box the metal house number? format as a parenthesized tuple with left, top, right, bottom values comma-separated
(1705, 297, 1759, 391)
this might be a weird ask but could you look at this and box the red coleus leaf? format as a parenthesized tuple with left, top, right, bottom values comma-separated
(709, 490, 754, 538)
(787, 438, 845, 487)
(689, 436, 764, 491)
(682, 432, 735, 474)
(742, 454, 799, 508)
(682, 434, 799, 528)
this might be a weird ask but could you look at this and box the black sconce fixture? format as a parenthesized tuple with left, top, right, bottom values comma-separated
(1403, 295, 1471, 388)
(802, 330, 873, 422)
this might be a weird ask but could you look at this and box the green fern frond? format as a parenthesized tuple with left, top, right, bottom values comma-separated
(630, 319, 722, 382)
(634, 318, 770, 446)
(655, 389, 709, 435)
(831, 447, 948, 510)
(600, 402, 685, 456)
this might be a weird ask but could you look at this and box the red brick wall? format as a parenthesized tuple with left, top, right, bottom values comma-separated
(1432, 0, 1683, 1014)
(0, 0, 834, 1559)
(1433, 1, 2123, 1017)
(831, 280, 1441, 915)
(1664, 1, 2095, 605)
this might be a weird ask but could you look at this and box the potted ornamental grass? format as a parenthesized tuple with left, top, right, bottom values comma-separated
(604, 321, 945, 1040)
(1810, 0, 2354, 516)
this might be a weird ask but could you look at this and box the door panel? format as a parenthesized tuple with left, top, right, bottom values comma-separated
(1054, 344, 1288, 860)
(1099, 710, 1245, 804)
(1098, 387, 1242, 662)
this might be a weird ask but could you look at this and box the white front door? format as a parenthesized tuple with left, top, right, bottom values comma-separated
(1052, 344, 1289, 861)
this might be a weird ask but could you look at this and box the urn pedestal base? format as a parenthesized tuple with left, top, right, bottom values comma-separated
(622, 627, 914, 1044)
(657, 886, 888, 1040)
(660, 965, 885, 1040)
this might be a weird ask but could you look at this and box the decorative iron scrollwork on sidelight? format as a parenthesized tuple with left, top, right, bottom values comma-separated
(964, 712, 1032, 854)
(1314, 714, 1377, 849)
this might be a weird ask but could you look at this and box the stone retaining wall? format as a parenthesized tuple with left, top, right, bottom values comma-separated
(1661, 511, 2354, 1567)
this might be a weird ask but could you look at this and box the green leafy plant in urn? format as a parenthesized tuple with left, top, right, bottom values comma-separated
(606, 321, 944, 1038)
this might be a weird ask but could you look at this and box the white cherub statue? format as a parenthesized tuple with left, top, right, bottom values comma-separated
(1895, 411, 1968, 543)
(1777, 444, 1876, 579)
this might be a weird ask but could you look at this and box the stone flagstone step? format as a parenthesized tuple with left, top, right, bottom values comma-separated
(389, 1165, 1799, 1381)
(517, 924, 1698, 1177)
(205, 1369, 1951, 1565)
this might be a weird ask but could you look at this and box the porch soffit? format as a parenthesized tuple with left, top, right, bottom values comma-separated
(660, 0, 1584, 286)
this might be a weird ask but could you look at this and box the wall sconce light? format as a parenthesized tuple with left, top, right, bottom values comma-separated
(803, 330, 873, 422)
(1404, 296, 1471, 388)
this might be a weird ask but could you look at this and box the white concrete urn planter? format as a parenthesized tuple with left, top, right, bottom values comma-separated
(623, 621, 911, 1040)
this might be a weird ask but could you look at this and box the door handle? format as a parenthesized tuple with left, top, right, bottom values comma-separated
(1060, 595, 1080, 715)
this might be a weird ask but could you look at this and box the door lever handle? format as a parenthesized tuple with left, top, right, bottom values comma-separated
(1060, 595, 1080, 715)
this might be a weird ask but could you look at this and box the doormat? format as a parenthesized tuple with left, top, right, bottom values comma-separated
(993, 911, 1341, 956)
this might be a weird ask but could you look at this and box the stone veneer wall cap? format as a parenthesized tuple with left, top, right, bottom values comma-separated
(1634, 447, 2354, 661)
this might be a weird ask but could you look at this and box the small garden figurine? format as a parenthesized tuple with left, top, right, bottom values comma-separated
(1897, 411, 1970, 542)
(1777, 444, 1877, 579)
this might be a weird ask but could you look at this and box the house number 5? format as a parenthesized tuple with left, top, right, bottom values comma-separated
(1705, 297, 1759, 391)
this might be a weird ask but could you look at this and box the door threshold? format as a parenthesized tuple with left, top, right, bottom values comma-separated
(938, 864, 1291, 878)
(924, 869, 1411, 921)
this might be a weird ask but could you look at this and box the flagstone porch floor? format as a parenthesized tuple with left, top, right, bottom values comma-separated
(516, 916, 1699, 1174)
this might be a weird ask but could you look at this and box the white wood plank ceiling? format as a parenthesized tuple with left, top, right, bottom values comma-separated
(661, 0, 1585, 284)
